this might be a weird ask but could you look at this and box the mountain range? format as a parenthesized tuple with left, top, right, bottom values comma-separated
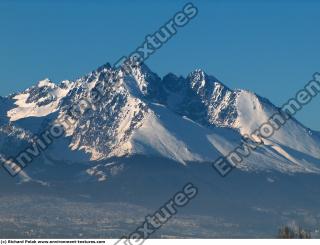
(1, 62, 320, 182)
(1, 62, 320, 237)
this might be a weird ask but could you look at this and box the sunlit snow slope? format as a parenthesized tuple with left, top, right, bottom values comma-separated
(0, 62, 319, 176)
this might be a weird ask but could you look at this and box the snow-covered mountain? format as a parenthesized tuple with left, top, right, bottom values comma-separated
(1, 62, 320, 182)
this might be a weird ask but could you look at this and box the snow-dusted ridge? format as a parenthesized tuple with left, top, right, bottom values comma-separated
(1, 62, 320, 176)
(7, 78, 74, 121)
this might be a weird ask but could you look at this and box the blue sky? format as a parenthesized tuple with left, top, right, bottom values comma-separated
(1, 0, 319, 130)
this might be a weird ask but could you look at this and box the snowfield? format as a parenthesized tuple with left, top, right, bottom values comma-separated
(0, 62, 320, 238)
(1, 62, 320, 178)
